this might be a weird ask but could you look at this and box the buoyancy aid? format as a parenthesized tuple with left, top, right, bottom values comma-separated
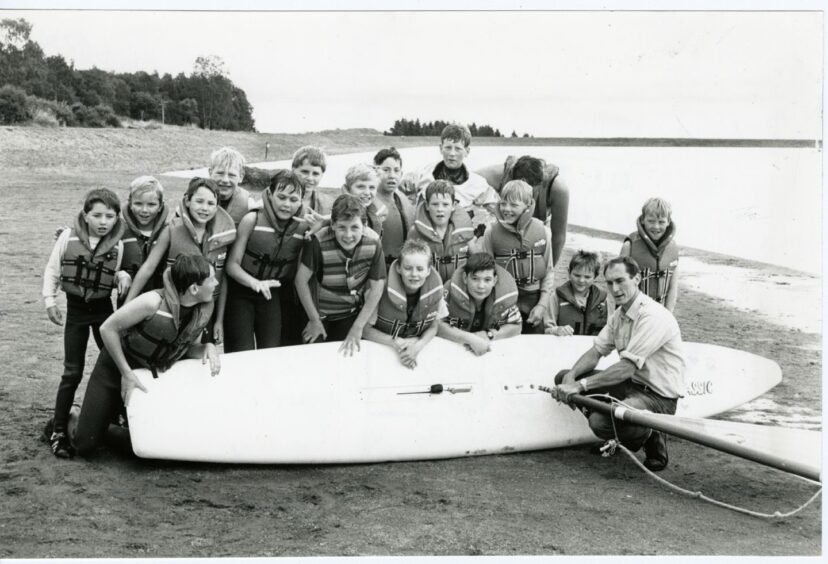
(373, 260, 443, 338)
(167, 197, 236, 298)
(444, 264, 519, 331)
(497, 155, 560, 222)
(122, 268, 214, 372)
(374, 191, 414, 264)
(416, 162, 496, 211)
(408, 202, 475, 281)
(314, 225, 381, 319)
(120, 204, 170, 285)
(488, 203, 548, 290)
(625, 218, 679, 304)
(240, 187, 310, 282)
(221, 186, 254, 225)
(59, 212, 124, 302)
(555, 282, 608, 336)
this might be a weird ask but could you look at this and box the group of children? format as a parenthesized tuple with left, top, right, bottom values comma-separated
(42, 122, 680, 458)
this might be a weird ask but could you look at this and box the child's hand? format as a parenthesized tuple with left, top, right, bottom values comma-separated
(398, 340, 423, 369)
(46, 306, 63, 326)
(116, 271, 132, 296)
(201, 343, 221, 377)
(527, 304, 547, 327)
(251, 279, 281, 300)
(302, 319, 327, 343)
(544, 323, 574, 337)
(338, 325, 363, 357)
(464, 334, 491, 356)
(213, 320, 224, 345)
(120, 369, 149, 405)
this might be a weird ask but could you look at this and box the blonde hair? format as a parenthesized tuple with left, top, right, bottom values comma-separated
(343, 163, 380, 191)
(641, 197, 672, 219)
(209, 147, 245, 175)
(500, 179, 533, 206)
(128, 175, 164, 202)
(291, 145, 327, 172)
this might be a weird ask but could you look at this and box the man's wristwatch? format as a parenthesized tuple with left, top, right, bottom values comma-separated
(486, 329, 494, 340)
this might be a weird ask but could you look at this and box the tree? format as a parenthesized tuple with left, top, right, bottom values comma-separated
(0, 84, 29, 124)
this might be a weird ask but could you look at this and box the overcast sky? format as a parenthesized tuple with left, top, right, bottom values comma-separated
(2, 8, 822, 138)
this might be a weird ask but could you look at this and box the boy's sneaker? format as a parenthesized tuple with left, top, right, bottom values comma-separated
(49, 431, 74, 459)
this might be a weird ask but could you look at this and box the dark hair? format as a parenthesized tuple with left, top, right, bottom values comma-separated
(463, 252, 497, 276)
(270, 169, 306, 198)
(186, 177, 219, 200)
(170, 254, 212, 294)
(569, 250, 601, 277)
(83, 188, 121, 214)
(373, 147, 403, 168)
(424, 179, 456, 204)
(603, 256, 640, 278)
(511, 156, 544, 187)
(330, 194, 367, 225)
(441, 123, 472, 147)
(291, 145, 327, 172)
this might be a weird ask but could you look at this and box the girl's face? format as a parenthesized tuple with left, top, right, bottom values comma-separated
(130, 190, 162, 228)
(83, 202, 118, 237)
(272, 187, 303, 221)
(186, 187, 218, 226)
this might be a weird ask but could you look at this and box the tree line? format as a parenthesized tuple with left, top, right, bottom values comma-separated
(385, 118, 532, 138)
(0, 18, 255, 130)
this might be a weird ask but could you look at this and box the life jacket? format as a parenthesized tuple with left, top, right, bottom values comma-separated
(415, 162, 497, 215)
(167, 198, 236, 298)
(221, 186, 254, 226)
(488, 203, 548, 291)
(444, 264, 519, 331)
(122, 268, 214, 372)
(240, 187, 310, 282)
(59, 213, 124, 302)
(314, 225, 381, 319)
(374, 191, 414, 265)
(555, 282, 608, 336)
(120, 204, 170, 289)
(497, 155, 560, 222)
(373, 260, 444, 338)
(408, 202, 475, 281)
(625, 218, 679, 304)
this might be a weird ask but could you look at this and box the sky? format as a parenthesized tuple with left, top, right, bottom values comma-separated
(0, 7, 822, 138)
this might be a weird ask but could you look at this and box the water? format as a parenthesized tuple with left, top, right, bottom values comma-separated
(167, 144, 821, 274)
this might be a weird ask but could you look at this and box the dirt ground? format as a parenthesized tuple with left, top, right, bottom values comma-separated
(0, 126, 821, 557)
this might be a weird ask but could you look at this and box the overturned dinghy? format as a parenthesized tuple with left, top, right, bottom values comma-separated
(128, 335, 784, 465)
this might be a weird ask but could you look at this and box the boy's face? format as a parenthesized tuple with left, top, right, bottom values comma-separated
(130, 190, 162, 228)
(346, 178, 378, 208)
(439, 139, 469, 169)
(186, 187, 218, 226)
(209, 163, 243, 202)
(464, 269, 497, 302)
(332, 215, 365, 251)
(83, 202, 118, 237)
(377, 157, 402, 194)
(395, 252, 431, 293)
(643, 213, 670, 240)
(272, 187, 303, 221)
(569, 265, 596, 294)
(426, 193, 455, 228)
(294, 159, 324, 190)
(191, 266, 219, 303)
(499, 198, 529, 224)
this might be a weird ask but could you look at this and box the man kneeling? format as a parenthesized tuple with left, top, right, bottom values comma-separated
(552, 256, 685, 471)
(74, 254, 221, 456)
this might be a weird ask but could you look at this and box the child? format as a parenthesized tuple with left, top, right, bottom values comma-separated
(292, 145, 331, 216)
(407, 179, 474, 282)
(363, 239, 447, 369)
(42, 188, 130, 458)
(125, 178, 236, 344)
(437, 252, 522, 356)
(305, 163, 384, 234)
(620, 197, 679, 311)
(119, 176, 169, 302)
(294, 194, 386, 355)
(475, 180, 554, 334)
(208, 147, 258, 225)
(476, 154, 570, 267)
(74, 254, 220, 456)
(373, 147, 415, 268)
(224, 170, 310, 352)
(544, 250, 612, 336)
(409, 123, 499, 228)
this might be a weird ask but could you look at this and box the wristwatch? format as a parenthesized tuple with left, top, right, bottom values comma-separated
(486, 330, 494, 340)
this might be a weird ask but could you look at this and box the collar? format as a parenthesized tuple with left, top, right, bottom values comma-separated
(621, 292, 645, 321)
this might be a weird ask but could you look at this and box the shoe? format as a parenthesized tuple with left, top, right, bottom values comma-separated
(42, 417, 55, 443)
(643, 431, 668, 471)
(49, 431, 74, 459)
